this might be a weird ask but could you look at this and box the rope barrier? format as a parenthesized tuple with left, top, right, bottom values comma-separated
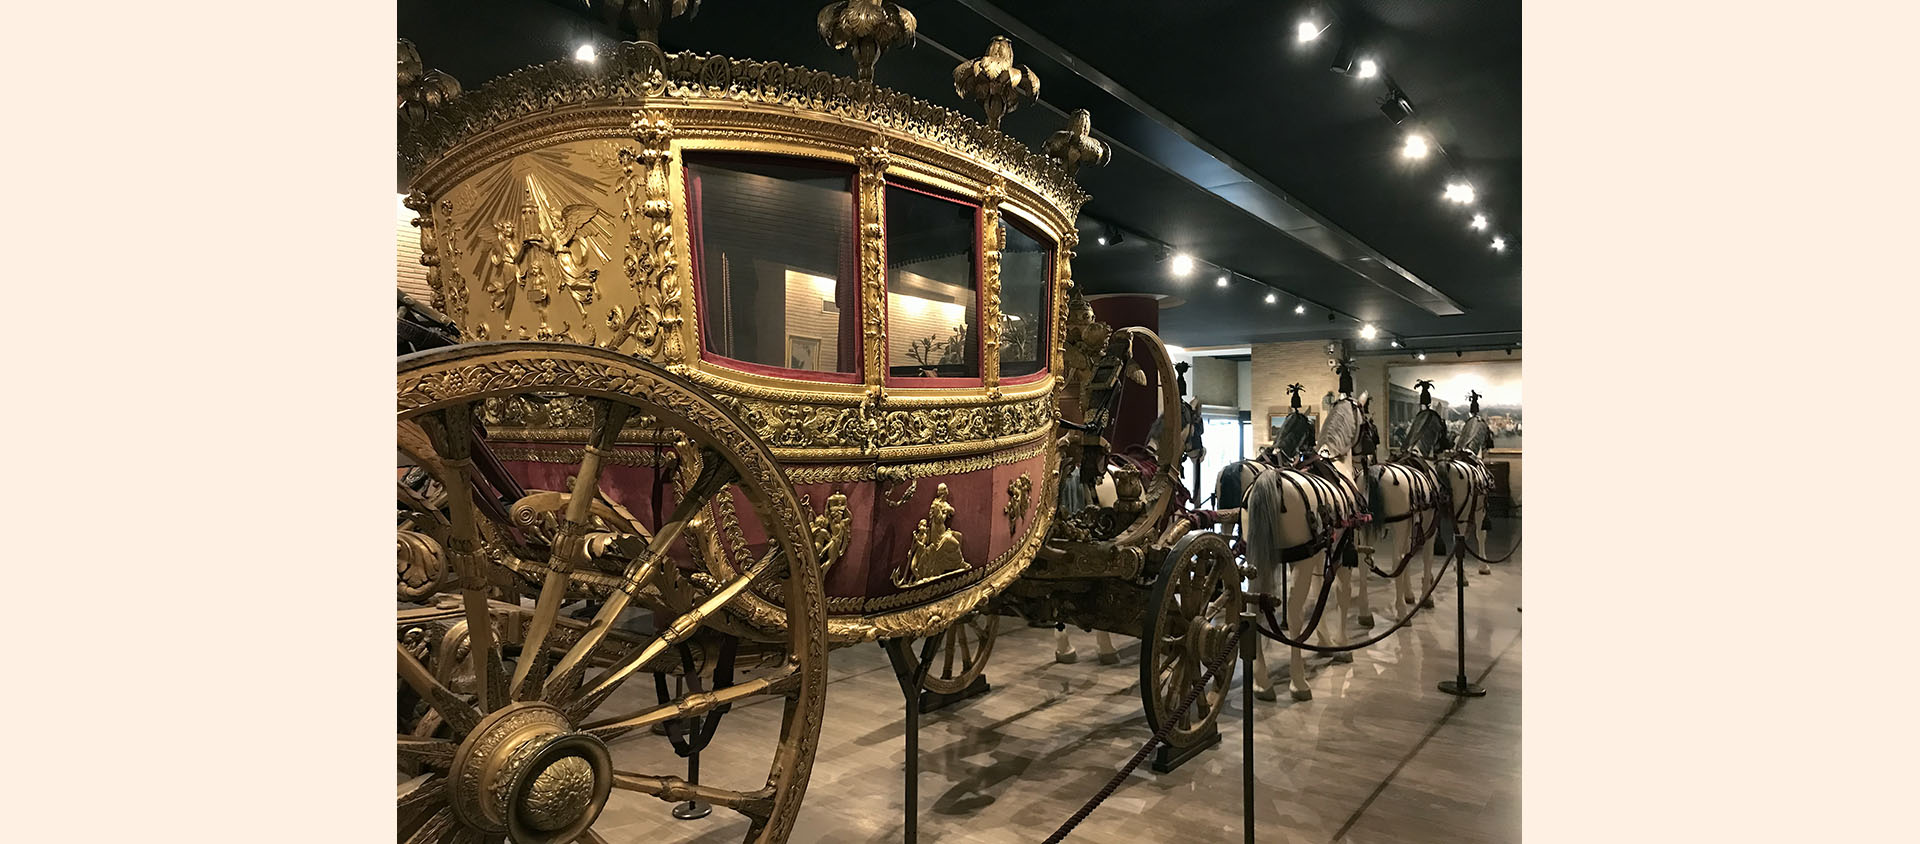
(1040, 622, 1247, 844)
(1367, 508, 1444, 579)
(1462, 535, 1521, 565)
(1254, 542, 1461, 654)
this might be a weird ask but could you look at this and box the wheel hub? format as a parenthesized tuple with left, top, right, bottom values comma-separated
(447, 702, 613, 843)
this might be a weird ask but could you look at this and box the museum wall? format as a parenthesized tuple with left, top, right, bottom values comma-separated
(396, 196, 431, 304)
(1250, 340, 1342, 444)
(1191, 355, 1238, 408)
(1353, 350, 1523, 506)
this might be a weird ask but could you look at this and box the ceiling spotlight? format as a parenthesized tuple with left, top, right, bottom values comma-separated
(574, 43, 598, 63)
(1297, 21, 1323, 43)
(1294, 304, 1306, 315)
(1490, 236, 1507, 252)
(1379, 92, 1414, 124)
(1216, 274, 1228, 287)
(1265, 293, 1277, 304)
(1096, 235, 1107, 245)
(1401, 134, 1429, 159)
(1470, 213, 1489, 231)
(1171, 253, 1195, 276)
(1444, 182, 1476, 204)
(1356, 58, 1379, 79)
(1416, 352, 1426, 360)
(1390, 340, 1400, 348)
(1360, 323, 1378, 340)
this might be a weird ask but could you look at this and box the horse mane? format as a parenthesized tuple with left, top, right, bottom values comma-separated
(1403, 408, 1449, 457)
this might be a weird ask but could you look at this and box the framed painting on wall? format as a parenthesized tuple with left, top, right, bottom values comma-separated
(1386, 360, 1522, 453)
(786, 335, 821, 372)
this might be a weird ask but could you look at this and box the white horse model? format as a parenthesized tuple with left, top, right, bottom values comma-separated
(1236, 375, 1368, 702)
(1361, 380, 1448, 613)
(1436, 390, 1498, 575)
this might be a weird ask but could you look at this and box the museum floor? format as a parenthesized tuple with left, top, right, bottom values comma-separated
(591, 517, 1522, 843)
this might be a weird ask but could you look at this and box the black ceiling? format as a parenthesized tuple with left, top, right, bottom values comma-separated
(399, 0, 1520, 352)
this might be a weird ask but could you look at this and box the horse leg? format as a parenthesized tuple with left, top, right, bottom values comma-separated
(1252, 561, 1277, 701)
(1054, 626, 1078, 664)
(1288, 561, 1314, 701)
(1419, 522, 1437, 609)
(1356, 525, 1376, 628)
(1094, 631, 1119, 665)
(1329, 556, 1354, 663)
(1475, 500, 1492, 575)
(1393, 524, 1413, 606)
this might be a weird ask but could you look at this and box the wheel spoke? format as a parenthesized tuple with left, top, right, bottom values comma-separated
(543, 451, 738, 696)
(398, 737, 456, 769)
(611, 771, 777, 824)
(514, 399, 633, 699)
(940, 628, 958, 680)
(569, 545, 786, 717)
(397, 773, 445, 812)
(402, 807, 454, 844)
(583, 661, 800, 738)
(398, 643, 481, 736)
(415, 405, 509, 713)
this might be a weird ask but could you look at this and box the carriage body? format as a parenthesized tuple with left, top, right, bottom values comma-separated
(400, 44, 1087, 644)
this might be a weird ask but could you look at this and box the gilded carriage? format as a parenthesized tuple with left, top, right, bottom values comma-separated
(394, 9, 1237, 843)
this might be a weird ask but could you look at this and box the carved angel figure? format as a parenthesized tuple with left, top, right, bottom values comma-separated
(806, 491, 853, 571)
(953, 36, 1039, 130)
(1043, 109, 1111, 177)
(818, 0, 917, 83)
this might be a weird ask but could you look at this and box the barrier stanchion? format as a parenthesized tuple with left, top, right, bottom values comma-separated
(1240, 608, 1256, 844)
(1437, 526, 1486, 698)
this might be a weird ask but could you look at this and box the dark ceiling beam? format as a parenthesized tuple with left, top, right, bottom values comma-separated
(950, 0, 1466, 317)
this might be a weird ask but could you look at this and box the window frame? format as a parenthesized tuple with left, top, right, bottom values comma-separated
(684, 151, 864, 384)
(994, 209, 1056, 386)
(881, 177, 987, 389)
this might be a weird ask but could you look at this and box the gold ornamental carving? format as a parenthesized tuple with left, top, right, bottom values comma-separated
(604, 112, 683, 368)
(1042, 109, 1112, 177)
(1005, 473, 1032, 535)
(803, 491, 853, 571)
(892, 483, 969, 588)
(817, 1, 918, 84)
(856, 136, 891, 393)
(953, 36, 1040, 131)
(397, 46, 1087, 219)
(980, 175, 1006, 394)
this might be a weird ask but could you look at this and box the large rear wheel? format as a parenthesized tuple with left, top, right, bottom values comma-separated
(395, 343, 827, 844)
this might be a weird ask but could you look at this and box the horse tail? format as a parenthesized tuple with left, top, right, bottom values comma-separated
(1244, 469, 1280, 586)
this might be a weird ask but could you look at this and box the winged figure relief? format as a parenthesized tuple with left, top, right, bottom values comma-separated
(479, 187, 614, 328)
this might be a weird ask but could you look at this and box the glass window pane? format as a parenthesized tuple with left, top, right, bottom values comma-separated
(688, 155, 856, 373)
(886, 184, 979, 379)
(997, 219, 1051, 377)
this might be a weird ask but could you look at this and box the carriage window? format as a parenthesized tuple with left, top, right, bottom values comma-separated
(687, 155, 857, 374)
(997, 219, 1051, 377)
(886, 183, 979, 379)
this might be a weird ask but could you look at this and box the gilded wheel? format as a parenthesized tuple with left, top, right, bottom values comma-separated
(920, 611, 998, 696)
(1140, 530, 1241, 749)
(395, 342, 827, 844)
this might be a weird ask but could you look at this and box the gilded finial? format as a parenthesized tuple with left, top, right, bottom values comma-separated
(953, 36, 1040, 131)
(584, 0, 701, 45)
(1042, 109, 1111, 178)
(817, 0, 918, 84)
(398, 39, 461, 125)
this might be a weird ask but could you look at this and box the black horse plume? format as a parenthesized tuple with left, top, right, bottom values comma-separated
(1287, 383, 1304, 410)
(1335, 358, 1355, 395)
(1415, 379, 1434, 407)
(1468, 389, 1483, 415)
(1174, 360, 1190, 398)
